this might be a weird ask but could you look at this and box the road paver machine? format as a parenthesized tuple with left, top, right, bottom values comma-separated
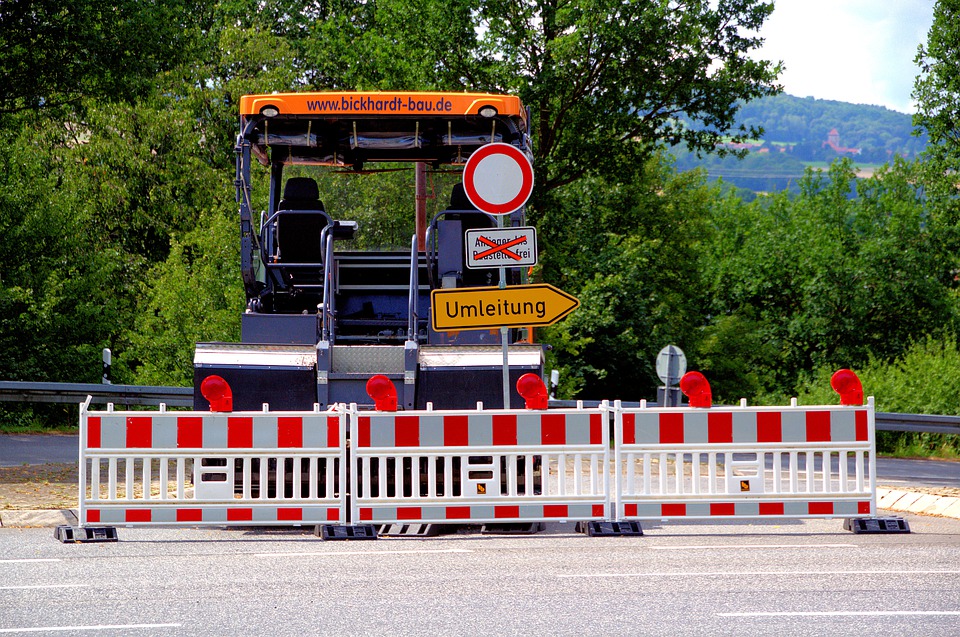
(193, 92, 543, 411)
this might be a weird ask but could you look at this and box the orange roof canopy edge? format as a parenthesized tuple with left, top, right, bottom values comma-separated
(240, 91, 525, 120)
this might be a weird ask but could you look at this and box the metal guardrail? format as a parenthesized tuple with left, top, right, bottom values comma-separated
(0, 381, 958, 434)
(875, 412, 960, 436)
(0, 381, 193, 407)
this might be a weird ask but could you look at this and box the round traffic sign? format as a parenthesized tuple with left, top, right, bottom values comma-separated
(462, 143, 534, 215)
(656, 345, 687, 385)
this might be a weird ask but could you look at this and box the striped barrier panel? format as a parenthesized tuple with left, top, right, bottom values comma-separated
(610, 398, 876, 521)
(349, 403, 610, 525)
(79, 401, 348, 527)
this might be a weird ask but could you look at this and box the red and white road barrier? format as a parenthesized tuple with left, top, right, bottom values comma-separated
(79, 401, 348, 526)
(609, 397, 875, 521)
(68, 369, 894, 537)
(349, 403, 610, 525)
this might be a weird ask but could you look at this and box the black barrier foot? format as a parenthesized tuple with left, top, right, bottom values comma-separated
(577, 521, 644, 537)
(844, 517, 911, 534)
(480, 522, 544, 535)
(316, 524, 379, 540)
(55, 525, 119, 543)
(378, 523, 446, 537)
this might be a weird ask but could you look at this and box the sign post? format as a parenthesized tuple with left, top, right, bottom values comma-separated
(462, 144, 536, 408)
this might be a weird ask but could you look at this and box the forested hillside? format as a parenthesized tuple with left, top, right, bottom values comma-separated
(738, 93, 926, 161)
(673, 94, 927, 193)
(2, 1, 960, 461)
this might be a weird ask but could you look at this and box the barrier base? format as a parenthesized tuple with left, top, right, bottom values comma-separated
(481, 522, 544, 535)
(316, 524, 379, 541)
(55, 525, 119, 544)
(844, 517, 910, 534)
(577, 521, 644, 537)
(378, 523, 448, 537)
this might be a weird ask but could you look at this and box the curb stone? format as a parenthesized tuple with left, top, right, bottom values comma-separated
(876, 487, 960, 520)
(0, 509, 77, 528)
(1, 492, 958, 528)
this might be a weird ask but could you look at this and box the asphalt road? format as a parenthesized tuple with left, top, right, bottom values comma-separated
(0, 434, 79, 466)
(1, 515, 959, 636)
(2, 434, 957, 489)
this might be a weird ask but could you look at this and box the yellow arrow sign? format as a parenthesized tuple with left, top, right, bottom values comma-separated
(431, 284, 580, 331)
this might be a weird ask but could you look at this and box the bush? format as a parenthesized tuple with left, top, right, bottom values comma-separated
(788, 336, 960, 457)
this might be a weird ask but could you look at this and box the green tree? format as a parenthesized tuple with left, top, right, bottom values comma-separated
(0, 0, 205, 114)
(912, 0, 960, 307)
(913, 1, 960, 169)
(542, 155, 714, 401)
(699, 158, 957, 403)
(304, 0, 782, 202)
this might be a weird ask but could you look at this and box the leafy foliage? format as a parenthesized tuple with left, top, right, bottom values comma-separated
(913, 0, 960, 169)
(674, 93, 929, 194)
(125, 206, 242, 386)
(542, 155, 713, 401)
(792, 337, 960, 458)
(697, 158, 958, 403)
(0, 0, 205, 114)
(298, 0, 782, 210)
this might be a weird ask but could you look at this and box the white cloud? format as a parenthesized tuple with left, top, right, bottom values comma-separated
(750, 0, 934, 113)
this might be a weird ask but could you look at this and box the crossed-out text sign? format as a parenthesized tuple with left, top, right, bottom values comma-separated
(465, 227, 537, 269)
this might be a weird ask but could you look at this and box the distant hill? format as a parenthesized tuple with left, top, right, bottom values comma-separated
(736, 94, 926, 162)
(672, 94, 927, 194)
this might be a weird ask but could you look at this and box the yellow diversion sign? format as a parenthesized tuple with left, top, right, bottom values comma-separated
(431, 284, 580, 331)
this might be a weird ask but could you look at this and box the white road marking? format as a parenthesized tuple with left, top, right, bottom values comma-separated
(0, 624, 181, 634)
(0, 559, 60, 564)
(255, 548, 473, 557)
(559, 570, 960, 578)
(649, 543, 857, 550)
(719, 611, 960, 617)
(0, 584, 88, 591)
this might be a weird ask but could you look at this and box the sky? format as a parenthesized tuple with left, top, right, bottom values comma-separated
(750, 0, 935, 113)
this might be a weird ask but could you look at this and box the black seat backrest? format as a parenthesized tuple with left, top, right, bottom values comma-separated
(276, 177, 327, 264)
(448, 182, 475, 211)
(434, 183, 498, 288)
(447, 183, 495, 230)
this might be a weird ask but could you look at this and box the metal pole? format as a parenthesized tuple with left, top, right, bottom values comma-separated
(415, 162, 427, 251)
(498, 214, 510, 409)
(666, 348, 677, 406)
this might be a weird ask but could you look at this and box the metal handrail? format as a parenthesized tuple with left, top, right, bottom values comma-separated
(321, 233, 336, 342)
(259, 208, 333, 238)
(407, 234, 418, 342)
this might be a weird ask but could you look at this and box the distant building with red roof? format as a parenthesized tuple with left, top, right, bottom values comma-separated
(823, 128, 861, 155)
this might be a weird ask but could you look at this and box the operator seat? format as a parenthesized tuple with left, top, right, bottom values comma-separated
(448, 182, 495, 228)
(276, 177, 329, 265)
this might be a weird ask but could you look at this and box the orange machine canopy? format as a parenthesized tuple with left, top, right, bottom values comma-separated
(239, 91, 529, 168)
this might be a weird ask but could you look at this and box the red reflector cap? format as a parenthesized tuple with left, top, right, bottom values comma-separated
(516, 373, 548, 410)
(200, 375, 233, 412)
(831, 369, 864, 406)
(679, 371, 712, 408)
(366, 374, 398, 411)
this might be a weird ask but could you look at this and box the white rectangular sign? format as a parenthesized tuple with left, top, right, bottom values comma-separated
(465, 227, 538, 269)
